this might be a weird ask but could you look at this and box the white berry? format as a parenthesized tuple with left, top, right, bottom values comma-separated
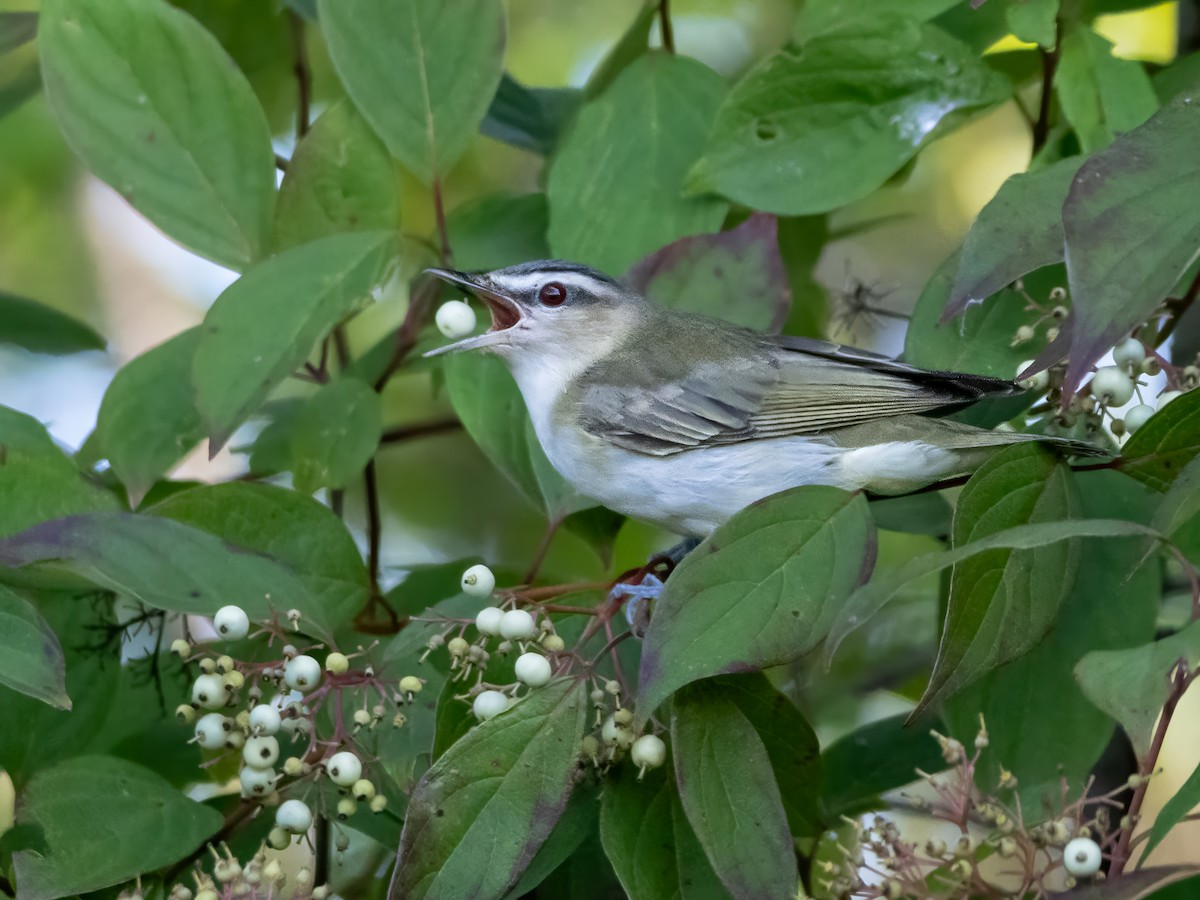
(326, 750, 362, 786)
(244, 735, 280, 769)
(248, 704, 282, 736)
(1123, 404, 1155, 434)
(240, 765, 277, 797)
(192, 673, 228, 710)
(1112, 337, 1145, 372)
(1015, 360, 1049, 393)
(475, 606, 504, 636)
(275, 798, 313, 834)
(1159, 390, 1183, 410)
(1090, 366, 1135, 406)
(194, 713, 230, 749)
(514, 652, 552, 687)
(461, 564, 495, 597)
(436, 299, 477, 339)
(1063, 836, 1102, 877)
(284, 655, 322, 692)
(473, 690, 508, 721)
(213, 605, 250, 640)
(631, 734, 667, 770)
(499, 609, 536, 640)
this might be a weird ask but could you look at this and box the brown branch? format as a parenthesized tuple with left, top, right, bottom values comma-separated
(1157, 266, 1200, 349)
(373, 275, 438, 390)
(659, 0, 675, 54)
(524, 517, 563, 584)
(288, 11, 312, 139)
(380, 418, 462, 444)
(1031, 23, 1061, 155)
(364, 458, 383, 599)
(274, 152, 290, 172)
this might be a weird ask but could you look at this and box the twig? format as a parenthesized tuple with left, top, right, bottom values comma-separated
(364, 459, 383, 600)
(274, 153, 290, 172)
(380, 418, 462, 444)
(288, 11, 312, 139)
(1031, 22, 1061, 155)
(373, 276, 438, 390)
(162, 802, 259, 883)
(1156, 267, 1200, 348)
(659, 0, 675, 54)
(524, 517, 563, 584)
(314, 815, 330, 887)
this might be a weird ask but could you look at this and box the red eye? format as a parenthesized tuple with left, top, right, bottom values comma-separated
(539, 282, 566, 306)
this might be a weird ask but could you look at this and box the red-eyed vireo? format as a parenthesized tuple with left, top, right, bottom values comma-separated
(426, 261, 1095, 537)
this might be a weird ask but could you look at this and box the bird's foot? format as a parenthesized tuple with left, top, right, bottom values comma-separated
(607, 537, 702, 634)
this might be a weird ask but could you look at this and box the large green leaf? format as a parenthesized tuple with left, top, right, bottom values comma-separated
(148, 481, 368, 627)
(0, 512, 337, 638)
(671, 681, 798, 900)
(505, 787, 598, 898)
(638, 487, 874, 718)
(942, 158, 1083, 320)
(778, 215, 830, 338)
(13, 755, 223, 899)
(548, 52, 728, 275)
(38, 0, 275, 269)
(1120, 389, 1200, 492)
(1060, 89, 1200, 394)
(391, 679, 587, 899)
(193, 230, 394, 450)
(599, 766, 729, 900)
(1006, 0, 1058, 48)
(1056, 26, 1158, 153)
(0, 293, 104, 355)
(0, 406, 120, 540)
(273, 100, 399, 252)
(625, 214, 791, 332)
(687, 17, 1008, 215)
(446, 192, 550, 271)
(916, 445, 1081, 715)
(819, 714, 947, 817)
(481, 74, 582, 156)
(95, 327, 204, 506)
(318, 0, 505, 184)
(0, 585, 68, 709)
(291, 377, 382, 494)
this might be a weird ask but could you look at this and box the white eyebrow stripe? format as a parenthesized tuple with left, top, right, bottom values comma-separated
(490, 271, 613, 295)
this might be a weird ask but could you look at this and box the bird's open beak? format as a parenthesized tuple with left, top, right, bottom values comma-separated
(423, 268, 523, 357)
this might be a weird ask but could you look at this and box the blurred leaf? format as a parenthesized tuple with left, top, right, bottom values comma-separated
(778, 215, 829, 339)
(1120, 389, 1200, 492)
(1050, 867, 1200, 899)
(291, 377, 382, 494)
(820, 714, 946, 817)
(562, 506, 625, 569)
(318, 0, 505, 184)
(1152, 454, 1200, 553)
(194, 231, 394, 450)
(39, 0, 276, 269)
(0, 406, 120, 540)
(943, 158, 1082, 321)
(869, 493, 953, 537)
(1153, 52, 1200, 104)
(915, 445, 1080, 715)
(0, 11, 38, 52)
(944, 471, 1159, 812)
(1057, 26, 1158, 153)
(688, 18, 1008, 215)
(447, 192, 550, 271)
(244, 399, 305, 476)
(535, 829, 625, 900)
(625, 214, 791, 332)
(1059, 90, 1200, 394)
(392, 678, 587, 899)
(548, 52, 728, 275)
(0, 585, 68, 709)
(671, 681, 798, 900)
(638, 487, 874, 719)
(584, 1, 655, 100)
(506, 787, 599, 898)
(1006, 0, 1058, 48)
(0, 292, 104, 355)
(283, 0, 317, 19)
(931, 0, 1011, 52)
(1147, 760, 1200, 857)
(600, 766, 728, 900)
(273, 100, 399, 252)
(795, 0, 959, 36)
(95, 327, 204, 506)
(0, 512, 337, 638)
(482, 74, 582, 156)
(13, 755, 223, 898)
(0, 62, 41, 119)
(149, 481, 368, 626)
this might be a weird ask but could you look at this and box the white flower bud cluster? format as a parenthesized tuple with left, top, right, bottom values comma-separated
(162, 840, 335, 900)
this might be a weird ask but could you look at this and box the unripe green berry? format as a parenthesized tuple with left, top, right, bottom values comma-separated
(266, 826, 290, 850)
(447, 636, 470, 657)
(352, 778, 376, 801)
(541, 634, 565, 653)
(170, 639, 190, 657)
(336, 796, 358, 820)
(175, 704, 196, 725)
(283, 756, 304, 777)
(400, 675, 423, 694)
(325, 652, 350, 674)
(369, 794, 388, 813)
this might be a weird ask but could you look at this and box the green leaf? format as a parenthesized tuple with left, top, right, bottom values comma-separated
(942, 158, 1083, 320)
(318, 0, 505, 184)
(778, 215, 830, 338)
(0, 512, 337, 638)
(583, 1, 656, 100)
(672, 681, 799, 900)
(794, 0, 960, 36)
(1153, 51, 1200, 104)
(447, 192, 550, 271)
(870, 493, 953, 537)
(820, 714, 947, 817)
(392, 678, 587, 899)
(482, 74, 582, 156)
(0, 292, 104, 355)
(916, 445, 1081, 715)
(243, 400, 304, 477)
(0, 406, 120, 540)
(826, 518, 1162, 661)
(442, 353, 588, 520)
(625, 214, 791, 332)
(1053, 867, 1200, 899)
(291, 377, 382, 494)
(638, 487, 874, 719)
(687, 18, 1008, 215)
(1152, 454, 1200, 551)
(38, 0, 275, 269)
(149, 481, 368, 627)
(600, 766, 729, 900)
(0, 11, 38, 53)
(193, 231, 394, 450)
(1056, 26, 1158, 153)
(548, 52, 728, 275)
(1120, 389, 1200, 492)
(943, 471, 1160, 812)
(0, 585, 68, 709)
(506, 786, 598, 898)
(1060, 88, 1200, 395)
(273, 101, 399, 252)
(95, 327, 204, 505)
(13, 755, 223, 898)
(1147, 758, 1200, 858)
(1006, 0, 1058, 49)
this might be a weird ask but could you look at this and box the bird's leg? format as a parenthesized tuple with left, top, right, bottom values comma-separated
(608, 537, 703, 635)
